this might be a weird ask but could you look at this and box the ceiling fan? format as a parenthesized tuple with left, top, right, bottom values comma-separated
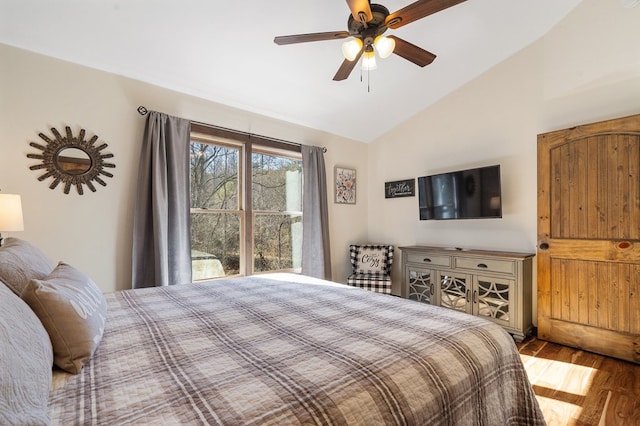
(274, 0, 467, 81)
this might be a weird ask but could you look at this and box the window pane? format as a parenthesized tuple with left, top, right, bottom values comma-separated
(253, 213, 302, 273)
(191, 212, 241, 279)
(190, 143, 239, 210)
(252, 153, 302, 212)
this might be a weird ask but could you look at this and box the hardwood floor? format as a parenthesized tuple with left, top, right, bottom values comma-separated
(517, 336, 640, 425)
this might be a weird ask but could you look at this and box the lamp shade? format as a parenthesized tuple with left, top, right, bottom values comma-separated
(361, 47, 377, 70)
(341, 38, 363, 61)
(374, 36, 395, 59)
(0, 194, 24, 232)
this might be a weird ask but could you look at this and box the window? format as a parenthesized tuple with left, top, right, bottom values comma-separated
(252, 149, 303, 273)
(189, 128, 302, 280)
(190, 140, 242, 278)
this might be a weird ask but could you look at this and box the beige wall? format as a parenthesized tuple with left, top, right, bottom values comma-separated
(368, 0, 640, 305)
(0, 44, 368, 291)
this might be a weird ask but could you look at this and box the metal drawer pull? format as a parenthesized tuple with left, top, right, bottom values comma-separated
(423, 258, 432, 262)
(473, 290, 478, 303)
(466, 289, 471, 302)
(477, 263, 488, 268)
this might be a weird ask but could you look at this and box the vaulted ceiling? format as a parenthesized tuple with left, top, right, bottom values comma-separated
(0, 0, 582, 143)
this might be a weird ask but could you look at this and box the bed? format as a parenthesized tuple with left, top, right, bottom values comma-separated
(0, 238, 545, 425)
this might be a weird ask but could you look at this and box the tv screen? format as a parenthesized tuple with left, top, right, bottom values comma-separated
(418, 165, 502, 220)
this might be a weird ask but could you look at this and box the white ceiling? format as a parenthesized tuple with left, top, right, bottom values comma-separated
(1, 0, 583, 143)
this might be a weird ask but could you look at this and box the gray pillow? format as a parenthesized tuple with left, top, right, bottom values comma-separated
(0, 237, 55, 296)
(22, 262, 107, 374)
(0, 280, 53, 426)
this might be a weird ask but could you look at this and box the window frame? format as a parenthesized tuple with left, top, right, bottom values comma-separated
(190, 124, 302, 278)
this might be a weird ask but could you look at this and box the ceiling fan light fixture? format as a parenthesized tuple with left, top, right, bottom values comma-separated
(374, 35, 395, 59)
(274, 0, 462, 82)
(361, 46, 377, 70)
(342, 38, 363, 61)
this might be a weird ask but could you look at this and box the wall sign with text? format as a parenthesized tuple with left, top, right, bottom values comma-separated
(384, 178, 415, 198)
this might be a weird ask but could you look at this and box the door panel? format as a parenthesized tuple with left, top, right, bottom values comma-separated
(538, 113, 640, 364)
(550, 258, 640, 332)
(550, 135, 640, 240)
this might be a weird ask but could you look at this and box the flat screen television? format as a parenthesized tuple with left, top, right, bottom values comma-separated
(418, 165, 502, 220)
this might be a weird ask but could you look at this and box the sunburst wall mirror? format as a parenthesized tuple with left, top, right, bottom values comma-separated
(27, 126, 115, 195)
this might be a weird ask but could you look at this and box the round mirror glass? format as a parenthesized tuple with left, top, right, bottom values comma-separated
(55, 147, 92, 175)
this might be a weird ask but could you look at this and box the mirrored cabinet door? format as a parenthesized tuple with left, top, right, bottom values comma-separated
(474, 276, 515, 329)
(407, 268, 437, 305)
(439, 273, 472, 314)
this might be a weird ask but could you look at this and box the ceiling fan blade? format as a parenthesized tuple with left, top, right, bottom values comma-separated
(386, 0, 466, 29)
(345, 0, 373, 23)
(274, 31, 350, 45)
(333, 50, 364, 81)
(388, 36, 436, 67)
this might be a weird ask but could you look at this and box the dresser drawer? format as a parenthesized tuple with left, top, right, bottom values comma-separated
(453, 257, 514, 275)
(406, 252, 451, 268)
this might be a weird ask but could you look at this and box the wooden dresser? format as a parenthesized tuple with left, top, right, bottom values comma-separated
(400, 245, 535, 341)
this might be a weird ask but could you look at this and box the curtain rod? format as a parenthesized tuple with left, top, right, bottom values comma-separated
(137, 106, 327, 153)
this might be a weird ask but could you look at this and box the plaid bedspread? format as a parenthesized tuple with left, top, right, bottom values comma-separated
(48, 274, 545, 425)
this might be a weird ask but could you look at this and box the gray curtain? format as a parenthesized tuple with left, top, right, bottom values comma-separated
(301, 145, 332, 279)
(132, 111, 192, 288)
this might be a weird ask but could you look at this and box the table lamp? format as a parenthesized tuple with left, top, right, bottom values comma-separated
(0, 193, 24, 246)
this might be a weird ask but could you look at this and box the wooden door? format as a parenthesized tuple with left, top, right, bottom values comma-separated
(537, 113, 640, 364)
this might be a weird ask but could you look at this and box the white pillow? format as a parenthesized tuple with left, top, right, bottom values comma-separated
(0, 237, 55, 296)
(350, 245, 391, 274)
(0, 280, 53, 425)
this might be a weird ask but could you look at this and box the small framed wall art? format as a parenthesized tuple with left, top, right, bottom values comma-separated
(335, 166, 356, 204)
(385, 178, 415, 198)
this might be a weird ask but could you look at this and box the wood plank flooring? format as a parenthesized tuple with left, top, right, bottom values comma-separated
(517, 336, 640, 425)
